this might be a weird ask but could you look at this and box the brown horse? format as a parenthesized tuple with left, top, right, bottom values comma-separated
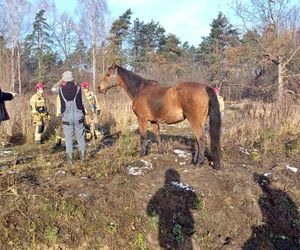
(98, 64, 221, 169)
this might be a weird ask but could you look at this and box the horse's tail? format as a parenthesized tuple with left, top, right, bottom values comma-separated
(206, 86, 221, 169)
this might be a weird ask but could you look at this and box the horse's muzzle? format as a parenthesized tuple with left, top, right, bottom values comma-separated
(98, 84, 107, 95)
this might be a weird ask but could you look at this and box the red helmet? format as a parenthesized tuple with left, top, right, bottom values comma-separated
(81, 82, 89, 88)
(35, 83, 45, 90)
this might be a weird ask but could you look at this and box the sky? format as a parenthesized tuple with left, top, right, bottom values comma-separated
(54, 0, 239, 47)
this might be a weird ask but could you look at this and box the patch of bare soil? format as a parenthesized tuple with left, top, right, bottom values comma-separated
(0, 120, 299, 249)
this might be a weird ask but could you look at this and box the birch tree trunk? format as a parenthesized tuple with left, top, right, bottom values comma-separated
(10, 47, 15, 91)
(17, 42, 22, 94)
(77, 0, 108, 90)
(92, 43, 97, 92)
(277, 62, 284, 101)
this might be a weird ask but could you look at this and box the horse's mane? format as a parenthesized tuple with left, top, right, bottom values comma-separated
(116, 65, 160, 97)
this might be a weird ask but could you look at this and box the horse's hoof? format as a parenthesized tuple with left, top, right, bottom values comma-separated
(193, 156, 204, 166)
(193, 160, 204, 167)
(210, 161, 221, 170)
(140, 150, 147, 157)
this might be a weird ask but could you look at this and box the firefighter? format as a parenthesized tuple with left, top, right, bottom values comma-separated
(30, 83, 49, 144)
(81, 82, 102, 140)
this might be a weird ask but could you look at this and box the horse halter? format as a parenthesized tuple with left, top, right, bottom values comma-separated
(104, 68, 119, 92)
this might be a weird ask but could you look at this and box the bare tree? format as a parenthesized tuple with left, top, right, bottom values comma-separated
(0, 0, 32, 93)
(235, 0, 300, 101)
(52, 12, 77, 61)
(76, 0, 109, 90)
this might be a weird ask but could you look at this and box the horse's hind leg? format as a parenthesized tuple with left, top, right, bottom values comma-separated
(195, 130, 206, 166)
(151, 122, 163, 154)
(189, 121, 206, 166)
(137, 118, 148, 156)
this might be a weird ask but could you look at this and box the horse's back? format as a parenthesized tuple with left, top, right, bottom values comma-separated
(175, 81, 209, 103)
(175, 81, 207, 94)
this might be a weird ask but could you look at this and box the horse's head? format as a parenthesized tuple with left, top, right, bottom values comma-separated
(98, 63, 121, 94)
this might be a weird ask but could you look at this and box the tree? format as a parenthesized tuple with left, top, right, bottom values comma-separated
(0, 0, 32, 93)
(52, 12, 77, 63)
(160, 34, 182, 62)
(25, 9, 54, 82)
(68, 38, 88, 72)
(235, 0, 300, 101)
(77, 0, 109, 91)
(197, 12, 240, 84)
(128, 18, 165, 71)
(108, 8, 132, 65)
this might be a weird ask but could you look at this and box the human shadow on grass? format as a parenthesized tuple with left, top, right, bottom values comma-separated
(242, 173, 300, 250)
(147, 169, 200, 249)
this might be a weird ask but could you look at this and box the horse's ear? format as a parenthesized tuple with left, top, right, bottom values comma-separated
(111, 63, 117, 69)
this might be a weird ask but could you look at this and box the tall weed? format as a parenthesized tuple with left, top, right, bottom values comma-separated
(223, 96, 300, 153)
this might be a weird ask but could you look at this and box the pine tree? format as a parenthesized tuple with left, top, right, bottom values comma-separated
(160, 34, 182, 62)
(25, 10, 55, 83)
(108, 9, 132, 65)
(197, 12, 240, 82)
(68, 39, 89, 71)
(128, 19, 165, 70)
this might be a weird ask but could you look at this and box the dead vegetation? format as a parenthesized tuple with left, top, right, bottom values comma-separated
(0, 95, 300, 249)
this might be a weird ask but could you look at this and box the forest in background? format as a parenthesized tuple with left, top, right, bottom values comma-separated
(0, 0, 299, 102)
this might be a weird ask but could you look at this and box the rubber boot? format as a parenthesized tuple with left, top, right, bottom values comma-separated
(80, 151, 86, 162)
(66, 153, 73, 164)
(95, 130, 103, 140)
(51, 139, 61, 150)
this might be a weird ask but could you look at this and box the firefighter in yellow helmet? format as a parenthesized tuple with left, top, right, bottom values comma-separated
(81, 82, 102, 140)
(30, 83, 49, 144)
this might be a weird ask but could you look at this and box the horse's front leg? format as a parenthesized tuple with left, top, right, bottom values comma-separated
(137, 118, 148, 156)
(151, 122, 163, 154)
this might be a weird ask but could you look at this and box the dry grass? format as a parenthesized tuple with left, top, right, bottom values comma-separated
(0, 93, 300, 249)
(2, 88, 299, 160)
(223, 96, 300, 154)
(0, 93, 57, 144)
(0, 65, 237, 146)
(97, 88, 136, 133)
(0, 89, 136, 144)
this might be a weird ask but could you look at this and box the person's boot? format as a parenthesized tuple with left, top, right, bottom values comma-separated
(66, 153, 73, 164)
(86, 132, 91, 140)
(95, 131, 103, 140)
(80, 151, 86, 162)
(51, 139, 61, 150)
